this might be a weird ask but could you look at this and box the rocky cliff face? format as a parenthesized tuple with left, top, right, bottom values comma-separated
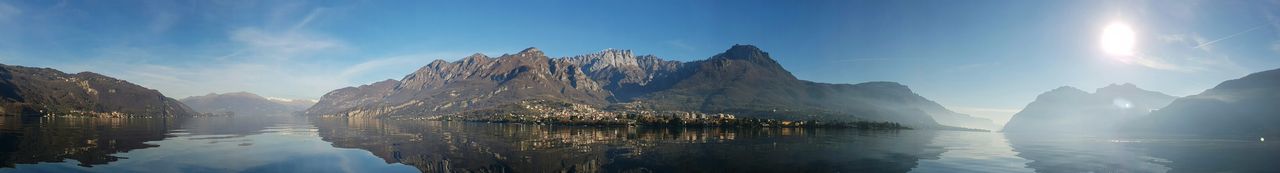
(555, 49, 686, 101)
(1003, 84, 1176, 133)
(0, 64, 196, 117)
(180, 92, 313, 116)
(306, 48, 612, 118)
(306, 45, 976, 127)
(304, 79, 399, 117)
(1132, 68, 1280, 135)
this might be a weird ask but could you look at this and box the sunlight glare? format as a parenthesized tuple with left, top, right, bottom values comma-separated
(1113, 98, 1133, 109)
(1100, 22, 1137, 57)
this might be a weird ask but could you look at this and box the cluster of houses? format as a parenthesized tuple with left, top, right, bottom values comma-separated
(463, 100, 741, 125)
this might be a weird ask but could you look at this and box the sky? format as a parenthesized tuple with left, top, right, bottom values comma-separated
(2, 0, 1279, 124)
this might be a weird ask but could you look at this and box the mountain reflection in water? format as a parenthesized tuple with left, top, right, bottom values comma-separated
(0, 116, 416, 172)
(3, 116, 1278, 173)
(0, 117, 174, 167)
(312, 118, 940, 173)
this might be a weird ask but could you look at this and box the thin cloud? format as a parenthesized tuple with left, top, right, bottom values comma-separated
(229, 28, 346, 60)
(1191, 25, 1262, 50)
(665, 40, 697, 51)
(1263, 3, 1280, 36)
(142, 0, 179, 33)
(290, 8, 325, 32)
(0, 2, 19, 21)
(60, 6, 358, 100)
(1140, 30, 1252, 73)
(338, 51, 507, 83)
(338, 55, 430, 80)
(1272, 41, 1280, 54)
(1128, 53, 1191, 72)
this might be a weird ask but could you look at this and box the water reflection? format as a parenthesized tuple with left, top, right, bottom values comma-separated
(1005, 133, 1280, 173)
(912, 131, 1035, 173)
(5, 116, 1277, 172)
(313, 118, 942, 172)
(0, 117, 176, 167)
(1, 116, 416, 172)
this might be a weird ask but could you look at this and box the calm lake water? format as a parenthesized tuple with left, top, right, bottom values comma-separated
(1, 116, 1276, 173)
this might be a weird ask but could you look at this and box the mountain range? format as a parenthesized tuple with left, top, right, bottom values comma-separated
(179, 92, 316, 116)
(0, 64, 196, 117)
(1002, 83, 1177, 133)
(3, 45, 1278, 135)
(1131, 68, 1280, 136)
(305, 45, 993, 129)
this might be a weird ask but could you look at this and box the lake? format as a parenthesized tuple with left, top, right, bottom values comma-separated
(1, 116, 1276, 173)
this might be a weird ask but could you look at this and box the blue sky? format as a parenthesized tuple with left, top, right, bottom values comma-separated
(1, 0, 1278, 124)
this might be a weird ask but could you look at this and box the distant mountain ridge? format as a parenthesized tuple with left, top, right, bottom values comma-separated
(1002, 83, 1177, 133)
(180, 92, 314, 116)
(0, 64, 196, 117)
(305, 45, 991, 128)
(1131, 68, 1280, 135)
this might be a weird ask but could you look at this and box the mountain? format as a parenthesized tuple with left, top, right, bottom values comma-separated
(266, 97, 318, 112)
(1131, 68, 1280, 135)
(305, 48, 612, 118)
(305, 79, 399, 117)
(306, 45, 972, 128)
(1002, 83, 1176, 133)
(921, 105, 1001, 131)
(0, 64, 196, 117)
(626, 45, 945, 126)
(179, 92, 314, 116)
(555, 49, 686, 101)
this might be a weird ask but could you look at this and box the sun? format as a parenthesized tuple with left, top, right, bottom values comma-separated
(1100, 22, 1137, 57)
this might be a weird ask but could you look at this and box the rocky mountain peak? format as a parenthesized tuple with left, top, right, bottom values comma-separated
(518, 47, 544, 56)
(1033, 86, 1090, 101)
(1096, 83, 1139, 93)
(714, 44, 769, 60)
(1093, 83, 1174, 100)
(705, 44, 790, 74)
(462, 53, 491, 64)
(563, 48, 642, 72)
(1047, 86, 1087, 94)
(428, 59, 448, 68)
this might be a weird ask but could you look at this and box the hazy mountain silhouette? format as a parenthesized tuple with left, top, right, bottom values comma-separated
(180, 92, 314, 116)
(921, 104, 1001, 130)
(0, 64, 196, 117)
(306, 45, 989, 128)
(1131, 68, 1280, 136)
(1003, 83, 1176, 133)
